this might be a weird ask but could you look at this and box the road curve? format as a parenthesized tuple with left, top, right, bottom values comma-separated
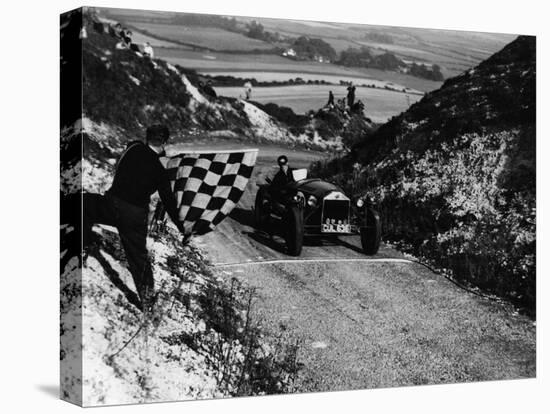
(188, 142, 535, 391)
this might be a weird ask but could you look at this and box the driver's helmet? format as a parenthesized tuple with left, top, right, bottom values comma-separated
(277, 155, 288, 167)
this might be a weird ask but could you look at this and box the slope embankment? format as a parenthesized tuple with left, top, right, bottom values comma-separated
(311, 36, 536, 312)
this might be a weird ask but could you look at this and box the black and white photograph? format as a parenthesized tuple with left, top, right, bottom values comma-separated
(58, 3, 536, 408)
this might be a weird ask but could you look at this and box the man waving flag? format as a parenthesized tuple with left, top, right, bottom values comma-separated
(164, 149, 258, 236)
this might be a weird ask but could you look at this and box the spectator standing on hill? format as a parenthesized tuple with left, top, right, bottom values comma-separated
(327, 90, 335, 108)
(81, 125, 184, 311)
(347, 83, 356, 108)
(143, 42, 154, 58)
(244, 81, 253, 100)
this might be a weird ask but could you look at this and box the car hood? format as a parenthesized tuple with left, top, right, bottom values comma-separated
(289, 178, 343, 199)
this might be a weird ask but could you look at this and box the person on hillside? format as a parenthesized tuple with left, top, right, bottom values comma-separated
(114, 23, 124, 38)
(115, 28, 133, 50)
(143, 42, 154, 58)
(351, 99, 365, 114)
(108, 23, 119, 38)
(122, 28, 133, 46)
(82, 125, 184, 311)
(244, 81, 253, 100)
(327, 90, 335, 108)
(337, 98, 346, 113)
(347, 83, 356, 108)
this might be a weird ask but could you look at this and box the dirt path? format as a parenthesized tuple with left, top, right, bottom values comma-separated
(185, 142, 536, 391)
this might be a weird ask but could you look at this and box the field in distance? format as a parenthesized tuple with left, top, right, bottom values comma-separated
(215, 84, 421, 123)
(102, 8, 514, 79)
(236, 16, 516, 77)
(157, 48, 442, 93)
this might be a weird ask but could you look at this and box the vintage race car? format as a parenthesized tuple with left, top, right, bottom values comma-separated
(254, 169, 381, 256)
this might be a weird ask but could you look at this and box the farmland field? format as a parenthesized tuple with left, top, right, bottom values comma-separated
(121, 21, 275, 51)
(100, 8, 515, 78)
(129, 30, 189, 49)
(322, 37, 364, 54)
(215, 84, 422, 123)
(235, 16, 515, 77)
(237, 16, 355, 41)
(97, 7, 513, 92)
(157, 48, 442, 92)
(203, 70, 423, 92)
(97, 7, 511, 113)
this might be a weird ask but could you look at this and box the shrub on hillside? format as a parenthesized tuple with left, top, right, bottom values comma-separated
(83, 31, 192, 131)
(249, 101, 309, 135)
(359, 129, 536, 311)
(341, 115, 377, 150)
(311, 37, 536, 312)
(313, 109, 345, 139)
(409, 63, 444, 81)
(292, 36, 337, 61)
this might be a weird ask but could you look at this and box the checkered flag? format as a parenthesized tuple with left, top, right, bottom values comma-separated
(165, 149, 258, 236)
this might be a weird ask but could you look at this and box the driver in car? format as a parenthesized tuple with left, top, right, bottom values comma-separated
(271, 155, 294, 201)
(272, 155, 294, 187)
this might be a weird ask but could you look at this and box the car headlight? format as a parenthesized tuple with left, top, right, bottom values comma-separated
(307, 195, 317, 207)
(356, 198, 364, 208)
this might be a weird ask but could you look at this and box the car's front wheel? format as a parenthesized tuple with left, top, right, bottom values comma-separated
(360, 207, 381, 255)
(285, 205, 304, 256)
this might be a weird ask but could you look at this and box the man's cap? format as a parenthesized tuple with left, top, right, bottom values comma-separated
(146, 124, 170, 144)
(277, 155, 288, 166)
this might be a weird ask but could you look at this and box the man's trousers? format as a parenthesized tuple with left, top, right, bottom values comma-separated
(82, 193, 153, 303)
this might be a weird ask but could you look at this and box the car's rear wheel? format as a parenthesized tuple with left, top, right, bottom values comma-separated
(254, 189, 269, 230)
(285, 205, 304, 256)
(360, 207, 381, 255)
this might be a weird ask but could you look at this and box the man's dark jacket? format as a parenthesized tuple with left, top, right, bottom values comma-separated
(272, 168, 294, 189)
(108, 141, 179, 224)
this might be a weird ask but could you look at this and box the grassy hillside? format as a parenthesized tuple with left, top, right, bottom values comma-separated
(60, 119, 301, 405)
(124, 22, 277, 52)
(311, 36, 536, 312)
(82, 25, 250, 134)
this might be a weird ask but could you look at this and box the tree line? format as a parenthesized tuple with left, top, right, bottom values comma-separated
(337, 46, 443, 80)
(164, 15, 444, 81)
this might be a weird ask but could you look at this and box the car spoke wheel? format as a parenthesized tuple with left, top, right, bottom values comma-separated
(360, 207, 381, 255)
(285, 205, 304, 256)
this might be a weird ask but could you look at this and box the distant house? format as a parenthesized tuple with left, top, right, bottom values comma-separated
(282, 48, 297, 57)
(312, 55, 330, 63)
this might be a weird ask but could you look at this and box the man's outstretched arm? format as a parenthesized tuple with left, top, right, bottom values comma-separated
(157, 168, 184, 233)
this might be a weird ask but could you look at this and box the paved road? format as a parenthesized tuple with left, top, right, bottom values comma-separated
(186, 142, 536, 391)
